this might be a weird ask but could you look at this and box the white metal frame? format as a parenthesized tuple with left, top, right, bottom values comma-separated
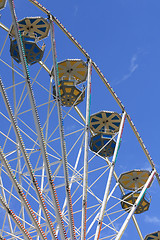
(0, 1, 158, 240)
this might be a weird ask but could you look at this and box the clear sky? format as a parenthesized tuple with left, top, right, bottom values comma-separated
(0, 0, 160, 240)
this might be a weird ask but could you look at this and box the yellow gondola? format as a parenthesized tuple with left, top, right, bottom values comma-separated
(53, 80, 85, 107)
(52, 59, 88, 84)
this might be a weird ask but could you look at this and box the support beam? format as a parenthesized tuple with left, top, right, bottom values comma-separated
(0, 22, 9, 32)
(0, 193, 33, 240)
(49, 15, 76, 240)
(12, 57, 25, 228)
(81, 59, 92, 240)
(37, 78, 53, 240)
(0, 177, 14, 235)
(94, 112, 126, 240)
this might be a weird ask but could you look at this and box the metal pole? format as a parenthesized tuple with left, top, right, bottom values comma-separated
(37, 77, 53, 240)
(115, 169, 156, 240)
(94, 111, 126, 240)
(0, 177, 14, 234)
(0, 193, 33, 240)
(49, 15, 76, 240)
(81, 59, 92, 240)
(12, 57, 25, 227)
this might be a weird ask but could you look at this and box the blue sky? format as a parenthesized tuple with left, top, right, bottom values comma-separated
(0, 0, 160, 239)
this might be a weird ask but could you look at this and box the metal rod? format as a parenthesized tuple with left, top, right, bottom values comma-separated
(132, 215, 144, 240)
(57, 134, 84, 236)
(49, 15, 76, 240)
(81, 59, 92, 240)
(115, 169, 156, 240)
(39, 60, 51, 75)
(0, 177, 14, 234)
(11, 57, 26, 228)
(0, 22, 9, 32)
(94, 112, 126, 240)
(74, 106, 95, 136)
(0, 192, 33, 240)
(37, 77, 53, 240)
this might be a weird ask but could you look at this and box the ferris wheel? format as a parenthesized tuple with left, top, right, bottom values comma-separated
(0, 0, 159, 239)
